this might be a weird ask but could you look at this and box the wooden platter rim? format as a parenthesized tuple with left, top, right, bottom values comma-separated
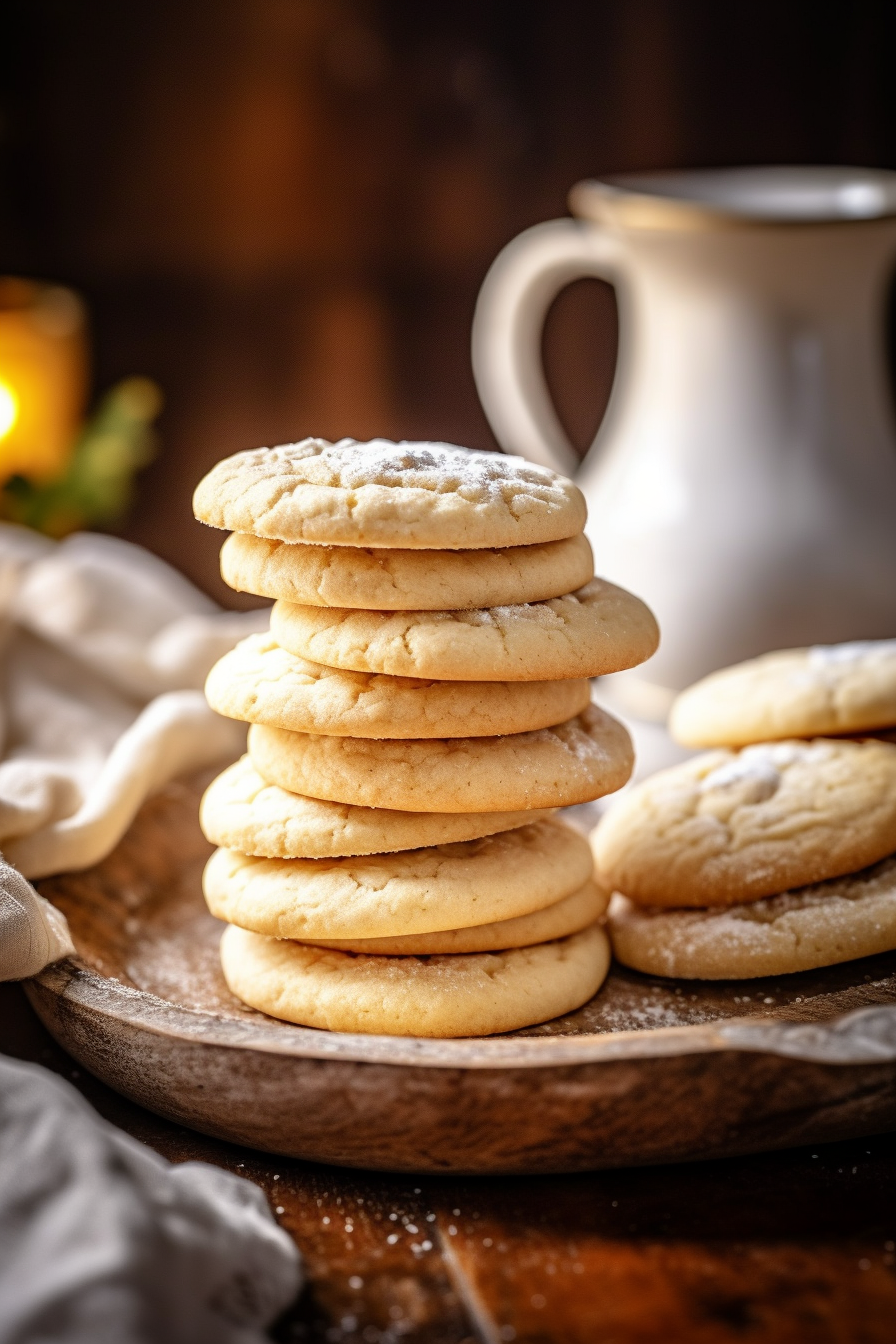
(34, 956, 896, 1072)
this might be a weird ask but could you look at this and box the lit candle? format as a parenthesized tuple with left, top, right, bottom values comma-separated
(0, 279, 88, 484)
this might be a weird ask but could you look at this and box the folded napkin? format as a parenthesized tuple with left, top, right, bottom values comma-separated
(0, 524, 268, 980)
(0, 858, 74, 980)
(0, 1054, 301, 1343)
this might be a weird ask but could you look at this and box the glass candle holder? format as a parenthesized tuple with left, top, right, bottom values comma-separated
(0, 278, 88, 484)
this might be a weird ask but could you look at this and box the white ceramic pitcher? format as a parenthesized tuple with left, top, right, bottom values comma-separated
(473, 166, 896, 711)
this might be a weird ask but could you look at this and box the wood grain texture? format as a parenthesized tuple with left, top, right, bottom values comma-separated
(26, 776, 896, 1173)
(5, 980, 896, 1343)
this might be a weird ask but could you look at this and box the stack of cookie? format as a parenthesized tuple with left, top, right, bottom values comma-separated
(593, 640, 896, 981)
(193, 437, 659, 1036)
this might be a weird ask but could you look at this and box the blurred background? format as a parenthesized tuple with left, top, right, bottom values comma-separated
(1, 0, 895, 606)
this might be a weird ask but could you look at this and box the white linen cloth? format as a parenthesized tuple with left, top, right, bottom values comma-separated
(0, 1054, 301, 1343)
(0, 523, 268, 979)
(0, 856, 74, 980)
(0, 529, 300, 1342)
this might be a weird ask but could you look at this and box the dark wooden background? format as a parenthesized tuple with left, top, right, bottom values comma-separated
(2, 0, 895, 604)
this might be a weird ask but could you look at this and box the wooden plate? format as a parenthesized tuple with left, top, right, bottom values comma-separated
(25, 777, 896, 1173)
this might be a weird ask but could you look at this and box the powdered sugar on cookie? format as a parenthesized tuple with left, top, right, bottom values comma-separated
(807, 639, 896, 669)
(194, 438, 587, 549)
(671, 639, 896, 746)
(592, 737, 896, 907)
(700, 741, 835, 804)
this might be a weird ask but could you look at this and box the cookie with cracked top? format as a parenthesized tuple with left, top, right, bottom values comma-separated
(592, 737, 896, 907)
(248, 703, 634, 813)
(200, 756, 553, 858)
(203, 816, 593, 941)
(607, 855, 896, 978)
(670, 640, 896, 747)
(219, 530, 595, 610)
(269, 577, 659, 682)
(194, 438, 586, 549)
(206, 633, 592, 739)
(220, 921, 610, 1037)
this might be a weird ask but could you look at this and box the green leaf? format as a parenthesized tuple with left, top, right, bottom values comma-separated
(0, 377, 162, 536)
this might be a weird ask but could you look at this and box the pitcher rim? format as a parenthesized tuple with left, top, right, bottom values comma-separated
(570, 165, 896, 231)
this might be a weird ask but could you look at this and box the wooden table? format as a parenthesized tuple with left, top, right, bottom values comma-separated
(3, 979, 896, 1342)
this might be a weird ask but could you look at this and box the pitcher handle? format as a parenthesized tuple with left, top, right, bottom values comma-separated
(472, 219, 625, 477)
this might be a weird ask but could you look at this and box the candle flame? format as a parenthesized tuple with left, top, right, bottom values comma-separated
(0, 381, 18, 440)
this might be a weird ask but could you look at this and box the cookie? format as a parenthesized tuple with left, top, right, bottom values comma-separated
(607, 854, 896, 979)
(670, 640, 896, 747)
(200, 756, 552, 858)
(203, 817, 593, 940)
(301, 879, 608, 954)
(591, 738, 896, 908)
(269, 578, 660, 682)
(220, 921, 610, 1036)
(219, 531, 594, 610)
(206, 634, 592, 739)
(193, 438, 586, 549)
(248, 703, 634, 812)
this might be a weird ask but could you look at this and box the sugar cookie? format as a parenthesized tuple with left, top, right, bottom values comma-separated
(607, 854, 896, 979)
(220, 921, 610, 1036)
(249, 703, 633, 813)
(193, 438, 586, 549)
(670, 640, 896, 747)
(219, 531, 594, 610)
(302, 879, 608, 954)
(591, 738, 896, 907)
(203, 817, 593, 940)
(269, 577, 659, 682)
(200, 757, 552, 858)
(206, 634, 591, 739)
